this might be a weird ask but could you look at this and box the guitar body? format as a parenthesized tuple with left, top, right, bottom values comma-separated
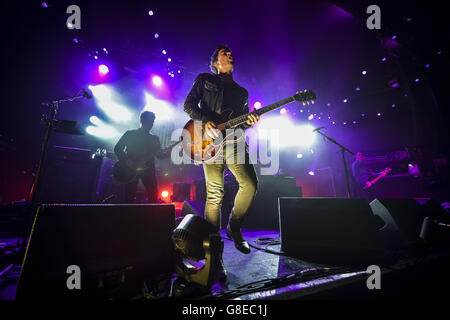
(113, 160, 137, 184)
(182, 109, 244, 164)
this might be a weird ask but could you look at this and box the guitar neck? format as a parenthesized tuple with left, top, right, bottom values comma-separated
(221, 96, 296, 129)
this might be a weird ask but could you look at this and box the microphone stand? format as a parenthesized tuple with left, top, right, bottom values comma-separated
(313, 128, 354, 198)
(18, 90, 89, 261)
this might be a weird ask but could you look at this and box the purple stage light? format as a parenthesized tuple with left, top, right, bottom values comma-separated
(296, 153, 303, 159)
(152, 75, 163, 87)
(382, 57, 387, 62)
(42, 2, 48, 8)
(168, 58, 172, 62)
(392, 104, 396, 108)
(280, 108, 287, 114)
(377, 112, 381, 116)
(308, 114, 314, 121)
(254, 101, 261, 110)
(356, 87, 360, 91)
(392, 35, 397, 40)
(154, 33, 159, 38)
(425, 64, 430, 68)
(308, 171, 315, 176)
(327, 103, 331, 107)
(73, 38, 78, 43)
(148, 10, 154, 16)
(415, 78, 420, 82)
(162, 50, 167, 55)
(343, 99, 348, 103)
(98, 64, 109, 76)
(362, 70, 367, 75)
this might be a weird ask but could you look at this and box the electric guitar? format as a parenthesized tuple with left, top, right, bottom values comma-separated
(181, 90, 317, 164)
(113, 141, 180, 184)
(363, 167, 391, 189)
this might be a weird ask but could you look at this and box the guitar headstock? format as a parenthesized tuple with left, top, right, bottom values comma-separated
(294, 90, 317, 106)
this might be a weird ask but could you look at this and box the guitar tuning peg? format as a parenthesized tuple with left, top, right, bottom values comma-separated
(302, 102, 306, 106)
(296, 91, 299, 94)
(311, 100, 315, 104)
(307, 101, 310, 105)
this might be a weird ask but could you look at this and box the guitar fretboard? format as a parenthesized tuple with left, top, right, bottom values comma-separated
(220, 96, 296, 129)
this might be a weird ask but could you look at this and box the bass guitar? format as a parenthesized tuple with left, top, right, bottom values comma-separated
(181, 90, 317, 164)
(363, 167, 391, 189)
(113, 141, 180, 184)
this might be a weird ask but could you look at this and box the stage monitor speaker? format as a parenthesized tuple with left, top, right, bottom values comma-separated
(369, 198, 428, 247)
(278, 197, 383, 265)
(244, 175, 301, 230)
(181, 200, 205, 218)
(17, 204, 176, 300)
(420, 199, 450, 224)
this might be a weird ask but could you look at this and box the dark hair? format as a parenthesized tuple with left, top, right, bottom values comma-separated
(210, 45, 232, 74)
(140, 111, 155, 124)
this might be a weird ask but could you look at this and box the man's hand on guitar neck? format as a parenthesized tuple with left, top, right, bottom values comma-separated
(205, 114, 260, 140)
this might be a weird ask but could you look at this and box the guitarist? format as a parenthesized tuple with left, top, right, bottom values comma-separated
(352, 152, 386, 201)
(183, 45, 260, 281)
(114, 111, 164, 203)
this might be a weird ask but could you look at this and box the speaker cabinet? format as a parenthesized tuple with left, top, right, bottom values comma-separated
(278, 197, 383, 265)
(17, 204, 175, 299)
(244, 175, 301, 230)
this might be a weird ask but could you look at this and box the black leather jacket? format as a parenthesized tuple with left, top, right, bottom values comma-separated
(183, 73, 251, 128)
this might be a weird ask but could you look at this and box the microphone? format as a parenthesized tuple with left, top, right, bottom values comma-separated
(82, 88, 92, 99)
(312, 126, 326, 132)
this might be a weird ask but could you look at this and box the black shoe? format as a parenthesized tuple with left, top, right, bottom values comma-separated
(226, 223, 251, 254)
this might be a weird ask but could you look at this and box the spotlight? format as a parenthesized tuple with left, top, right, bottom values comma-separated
(162, 50, 167, 55)
(89, 116, 101, 125)
(254, 101, 261, 110)
(98, 64, 109, 76)
(152, 75, 163, 87)
(362, 70, 367, 75)
(308, 114, 314, 121)
(154, 33, 159, 39)
(148, 10, 154, 16)
(172, 215, 223, 292)
(296, 153, 303, 159)
(168, 58, 172, 62)
(382, 57, 387, 62)
(161, 190, 169, 198)
(280, 108, 286, 114)
(343, 99, 348, 103)
(308, 171, 315, 176)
